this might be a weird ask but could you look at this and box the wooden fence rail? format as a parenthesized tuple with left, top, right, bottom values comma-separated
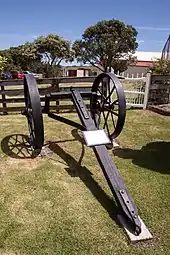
(0, 76, 96, 114)
(148, 74, 170, 106)
(1, 74, 170, 114)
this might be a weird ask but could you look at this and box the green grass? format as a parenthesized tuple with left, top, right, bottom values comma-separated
(0, 109, 169, 254)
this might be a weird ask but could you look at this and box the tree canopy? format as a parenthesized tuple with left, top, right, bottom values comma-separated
(32, 34, 74, 77)
(0, 19, 140, 77)
(35, 34, 73, 66)
(0, 56, 7, 71)
(72, 19, 138, 72)
(150, 58, 170, 75)
(0, 42, 39, 72)
(0, 34, 73, 77)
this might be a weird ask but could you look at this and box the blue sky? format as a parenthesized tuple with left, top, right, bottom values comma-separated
(0, 0, 170, 52)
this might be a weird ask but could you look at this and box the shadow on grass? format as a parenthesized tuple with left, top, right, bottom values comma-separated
(1, 130, 83, 160)
(1, 134, 38, 159)
(114, 141, 170, 174)
(48, 134, 120, 225)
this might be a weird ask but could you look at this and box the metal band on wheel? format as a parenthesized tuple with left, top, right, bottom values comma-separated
(90, 72, 126, 140)
(23, 74, 44, 150)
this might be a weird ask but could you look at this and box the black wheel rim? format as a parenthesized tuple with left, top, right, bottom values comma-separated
(90, 72, 126, 140)
(23, 74, 44, 150)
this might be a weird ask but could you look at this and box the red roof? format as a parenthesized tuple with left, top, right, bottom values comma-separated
(130, 60, 153, 67)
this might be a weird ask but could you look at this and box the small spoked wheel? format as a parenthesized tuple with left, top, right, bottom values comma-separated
(23, 74, 44, 151)
(90, 72, 126, 141)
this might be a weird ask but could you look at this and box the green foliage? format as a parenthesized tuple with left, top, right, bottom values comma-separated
(32, 34, 74, 77)
(0, 33, 73, 77)
(150, 58, 170, 75)
(35, 34, 73, 66)
(72, 19, 138, 71)
(111, 57, 136, 74)
(0, 55, 7, 71)
(42, 63, 62, 78)
(0, 42, 40, 72)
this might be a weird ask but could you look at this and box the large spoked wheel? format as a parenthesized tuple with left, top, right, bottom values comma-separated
(23, 74, 44, 151)
(90, 72, 126, 141)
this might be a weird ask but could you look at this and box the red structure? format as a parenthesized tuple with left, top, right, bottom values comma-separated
(130, 60, 153, 67)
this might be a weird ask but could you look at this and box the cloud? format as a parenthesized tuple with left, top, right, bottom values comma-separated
(150, 40, 165, 43)
(138, 39, 164, 44)
(0, 33, 37, 39)
(31, 35, 38, 39)
(0, 33, 38, 49)
(137, 40, 145, 43)
(136, 26, 170, 31)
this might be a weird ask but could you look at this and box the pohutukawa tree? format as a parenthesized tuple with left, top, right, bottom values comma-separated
(34, 33, 74, 77)
(72, 19, 138, 72)
(0, 42, 40, 72)
(35, 34, 73, 65)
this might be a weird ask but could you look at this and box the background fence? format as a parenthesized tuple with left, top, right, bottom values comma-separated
(0, 76, 95, 114)
(0, 73, 169, 114)
(148, 74, 170, 105)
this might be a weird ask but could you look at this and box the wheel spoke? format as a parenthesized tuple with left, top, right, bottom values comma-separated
(111, 112, 116, 129)
(104, 85, 115, 104)
(28, 116, 35, 141)
(97, 88, 102, 95)
(103, 105, 119, 116)
(108, 80, 112, 106)
(112, 99, 119, 105)
(109, 109, 119, 117)
(97, 88, 107, 105)
(103, 110, 110, 129)
(110, 111, 119, 117)
(110, 99, 119, 109)
(102, 111, 110, 136)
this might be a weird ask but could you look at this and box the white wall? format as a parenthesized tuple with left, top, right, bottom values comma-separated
(77, 70, 84, 77)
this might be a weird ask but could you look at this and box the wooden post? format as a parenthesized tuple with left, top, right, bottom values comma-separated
(1, 85, 7, 115)
(143, 71, 152, 110)
(51, 78, 60, 113)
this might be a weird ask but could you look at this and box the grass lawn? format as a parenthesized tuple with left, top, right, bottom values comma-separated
(0, 109, 169, 255)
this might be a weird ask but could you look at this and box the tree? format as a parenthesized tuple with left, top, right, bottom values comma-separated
(111, 57, 136, 74)
(35, 34, 73, 63)
(0, 55, 8, 79)
(0, 55, 7, 71)
(34, 34, 73, 77)
(150, 58, 170, 75)
(72, 19, 138, 72)
(0, 42, 40, 72)
(0, 49, 16, 71)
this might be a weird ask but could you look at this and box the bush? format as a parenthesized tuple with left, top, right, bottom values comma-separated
(150, 58, 170, 75)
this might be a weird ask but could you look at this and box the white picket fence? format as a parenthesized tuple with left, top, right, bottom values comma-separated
(117, 70, 145, 79)
(121, 72, 151, 109)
